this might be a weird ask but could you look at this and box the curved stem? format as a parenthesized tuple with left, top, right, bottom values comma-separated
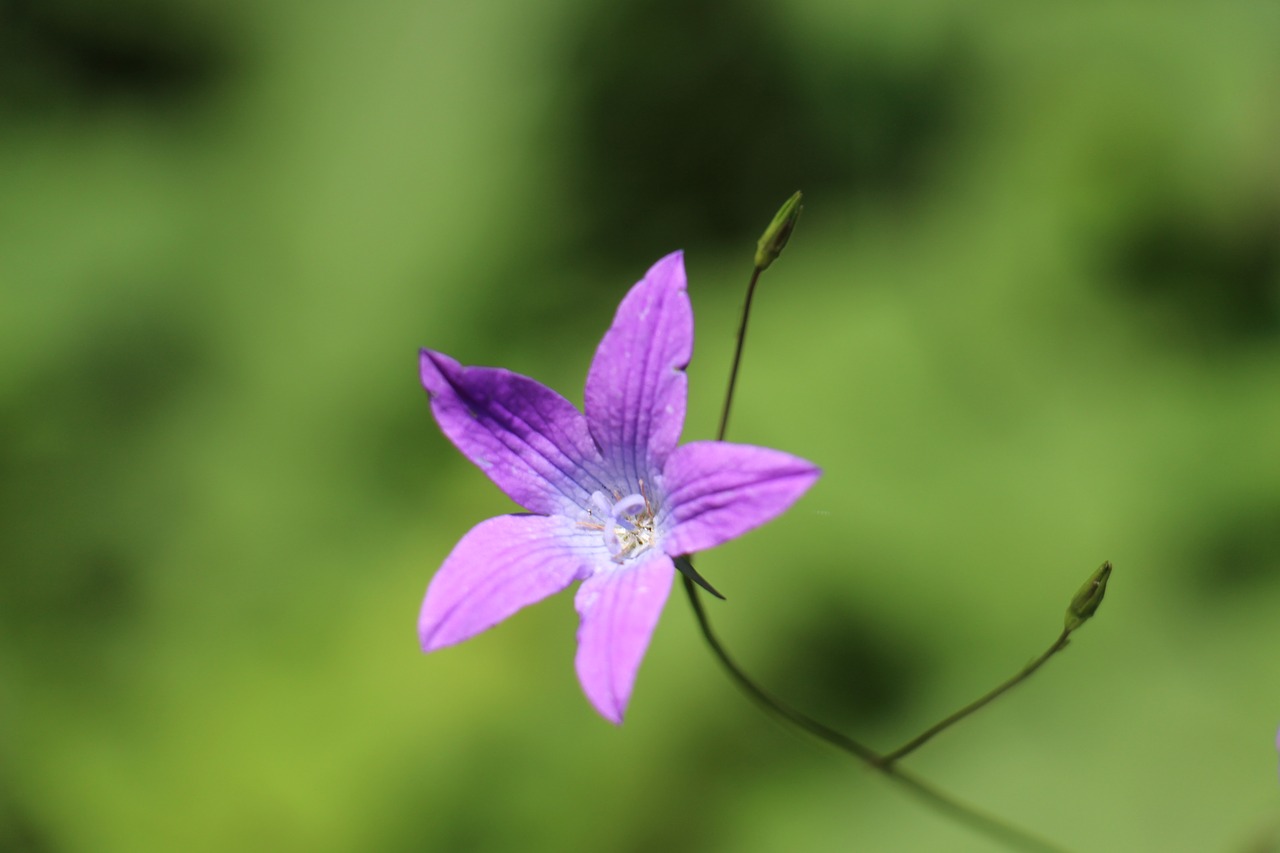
(678, 564, 878, 763)
(692, 231, 1074, 851)
(880, 629, 1074, 766)
(681, 573, 1068, 853)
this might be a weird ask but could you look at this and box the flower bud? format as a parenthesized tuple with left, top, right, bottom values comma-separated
(755, 191, 803, 270)
(1065, 561, 1112, 633)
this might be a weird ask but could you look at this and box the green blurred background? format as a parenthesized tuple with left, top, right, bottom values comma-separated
(2, 0, 1278, 850)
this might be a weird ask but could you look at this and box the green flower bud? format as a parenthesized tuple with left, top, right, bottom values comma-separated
(755, 191, 803, 270)
(1065, 561, 1112, 633)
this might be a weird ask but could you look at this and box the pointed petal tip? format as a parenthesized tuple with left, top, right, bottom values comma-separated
(586, 667, 631, 724)
(648, 250, 687, 289)
(418, 347, 455, 368)
(590, 697, 626, 726)
(419, 348, 455, 392)
(417, 619, 450, 653)
(418, 607, 465, 654)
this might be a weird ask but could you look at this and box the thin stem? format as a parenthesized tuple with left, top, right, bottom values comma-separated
(678, 566, 878, 763)
(692, 247, 1073, 852)
(682, 574, 1068, 853)
(880, 628, 1074, 766)
(716, 265, 763, 442)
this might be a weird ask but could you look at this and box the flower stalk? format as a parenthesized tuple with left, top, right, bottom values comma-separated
(681, 567, 1067, 852)
(718, 191, 802, 442)
(880, 561, 1112, 765)
(881, 631, 1070, 766)
(686, 190, 1110, 852)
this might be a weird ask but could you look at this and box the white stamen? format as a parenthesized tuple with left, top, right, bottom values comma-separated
(585, 490, 659, 563)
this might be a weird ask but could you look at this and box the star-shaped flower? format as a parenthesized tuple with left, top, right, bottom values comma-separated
(418, 251, 820, 723)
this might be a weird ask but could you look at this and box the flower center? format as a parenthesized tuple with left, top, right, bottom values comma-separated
(586, 489, 658, 564)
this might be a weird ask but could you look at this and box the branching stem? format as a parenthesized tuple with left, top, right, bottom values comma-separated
(681, 573, 1066, 853)
(686, 236, 1076, 853)
(879, 628, 1073, 765)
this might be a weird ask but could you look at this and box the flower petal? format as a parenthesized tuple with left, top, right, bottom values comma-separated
(421, 349, 609, 516)
(573, 554, 675, 724)
(420, 514, 595, 651)
(584, 251, 692, 490)
(660, 441, 821, 556)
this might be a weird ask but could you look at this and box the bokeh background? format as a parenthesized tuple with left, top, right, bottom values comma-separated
(3, 0, 1279, 850)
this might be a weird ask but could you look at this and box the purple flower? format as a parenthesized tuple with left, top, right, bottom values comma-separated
(418, 251, 820, 723)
